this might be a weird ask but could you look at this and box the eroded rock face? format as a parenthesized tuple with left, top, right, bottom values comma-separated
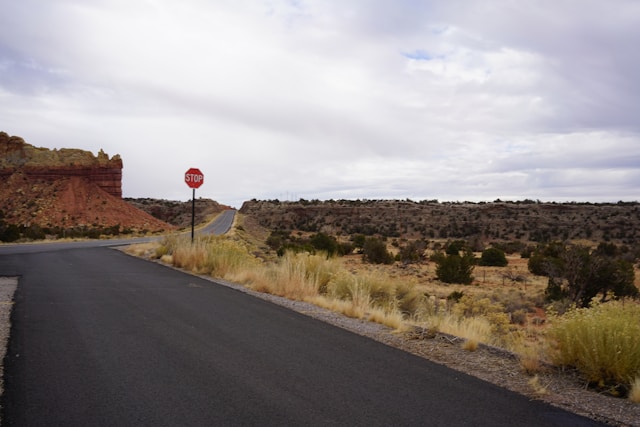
(0, 131, 123, 197)
(0, 131, 172, 233)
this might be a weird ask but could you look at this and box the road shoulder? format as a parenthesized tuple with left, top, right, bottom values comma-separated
(0, 276, 18, 424)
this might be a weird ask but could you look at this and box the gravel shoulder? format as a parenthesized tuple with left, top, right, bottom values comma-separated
(0, 276, 18, 425)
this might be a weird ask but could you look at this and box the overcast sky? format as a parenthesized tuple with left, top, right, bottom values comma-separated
(1, 0, 639, 208)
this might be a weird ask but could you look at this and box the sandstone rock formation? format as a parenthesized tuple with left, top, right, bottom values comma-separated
(0, 131, 123, 197)
(0, 132, 173, 235)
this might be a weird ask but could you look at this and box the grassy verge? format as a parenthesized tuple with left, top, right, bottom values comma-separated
(547, 299, 640, 397)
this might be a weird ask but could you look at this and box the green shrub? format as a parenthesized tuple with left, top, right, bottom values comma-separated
(309, 232, 339, 256)
(479, 247, 508, 267)
(351, 234, 366, 251)
(362, 237, 394, 264)
(548, 300, 640, 396)
(529, 242, 638, 307)
(434, 251, 475, 284)
(0, 223, 20, 242)
(397, 240, 427, 264)
(445, 240, 467, 255)
(447, 290, 465, 302)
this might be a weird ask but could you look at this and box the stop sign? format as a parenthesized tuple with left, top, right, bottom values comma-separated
(185, 168, 204, 189)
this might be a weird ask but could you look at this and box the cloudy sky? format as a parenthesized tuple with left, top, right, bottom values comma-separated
(1, 0, 639, 207)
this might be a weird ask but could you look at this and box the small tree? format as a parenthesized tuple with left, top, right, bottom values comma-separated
(351, 234, 366, 252)
(435, 251, 475, 284)
(530, 242, 638, 307)
(397, 240, 427, 264)
(445, 240, 467, 255)
(362, 237, 394, 265)
(309, 232, 339, 256)
(479, 247, 508, 267)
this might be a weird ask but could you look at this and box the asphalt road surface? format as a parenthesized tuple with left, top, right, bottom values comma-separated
(0, 221, 603, 426)
(0, 210, 236, 256)
(199, 209, 236, 235)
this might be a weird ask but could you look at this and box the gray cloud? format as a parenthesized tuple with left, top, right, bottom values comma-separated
(1, 0, 638, 207)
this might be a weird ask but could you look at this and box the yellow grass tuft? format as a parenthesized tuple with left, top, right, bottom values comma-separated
(547, 299, 640, 390)
(230, 251, 338, 301)
(507, 332, 546, 375)
(124, 242, 159, 257)
(462, 338, 479, 352)
(433, 314, 493, 345)
(629, 377, 640, 404)
(367, 307, 408, 331)
(519, 354, 542, 375)
(305, 295, 365, 319)
(528, 375, 548, 395)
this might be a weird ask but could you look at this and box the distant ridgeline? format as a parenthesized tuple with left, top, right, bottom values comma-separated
(239, 198, 640, 245)
(0, 131, 123, 197)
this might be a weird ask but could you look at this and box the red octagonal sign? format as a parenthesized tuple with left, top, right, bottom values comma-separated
(185, 167, 204, 189)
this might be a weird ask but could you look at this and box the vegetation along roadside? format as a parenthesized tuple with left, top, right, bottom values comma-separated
(125, 209, 640, 426)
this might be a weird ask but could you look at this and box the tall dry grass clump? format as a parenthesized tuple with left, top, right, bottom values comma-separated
(629, 377, 640, 404)
(251, 251, 340, 300)
(548, 299, 640, 396)
(411, 294, 513, 348)
(325, 271, 413, 329)
(429, 313, 493, 347)
(159, 235, 258, 279)
(328, 272, 397, 310)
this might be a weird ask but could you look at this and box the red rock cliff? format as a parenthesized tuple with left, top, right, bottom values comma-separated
(0, 132, 172, 233)
(0, 132, 123, 198)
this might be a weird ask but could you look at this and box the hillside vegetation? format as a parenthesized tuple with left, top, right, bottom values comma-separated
(240, 198, 640, 244)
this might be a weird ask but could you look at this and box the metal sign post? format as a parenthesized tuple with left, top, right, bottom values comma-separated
(184, 168, 204, 242)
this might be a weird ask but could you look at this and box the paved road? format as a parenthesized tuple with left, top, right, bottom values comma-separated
(0, 210, 236, 256)
(200, 209, 236, 235)
(0, 223, 602, 426)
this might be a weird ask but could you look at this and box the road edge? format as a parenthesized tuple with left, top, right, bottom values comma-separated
(0, 277, 18, 425)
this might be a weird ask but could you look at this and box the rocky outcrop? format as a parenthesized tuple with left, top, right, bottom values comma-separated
(0, 132, 173, 234)
(0, 132, 122, 197)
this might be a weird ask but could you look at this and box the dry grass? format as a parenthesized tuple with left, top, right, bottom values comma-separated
(432, 314, 494, 345)
(462, 339, 479, 352)
(367, 307, 407, 331)
(123, 242, 158, 258)
(306, 295, 365, 319)
(548, 299, 640, 395)
(630, 377, 640, 404)
(519, 354, 542, 375)
(243, 252, 340, 300)
(528, 375, 549, 395)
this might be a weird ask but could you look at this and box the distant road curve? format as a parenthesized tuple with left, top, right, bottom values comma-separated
(198, 209, 236, 235)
